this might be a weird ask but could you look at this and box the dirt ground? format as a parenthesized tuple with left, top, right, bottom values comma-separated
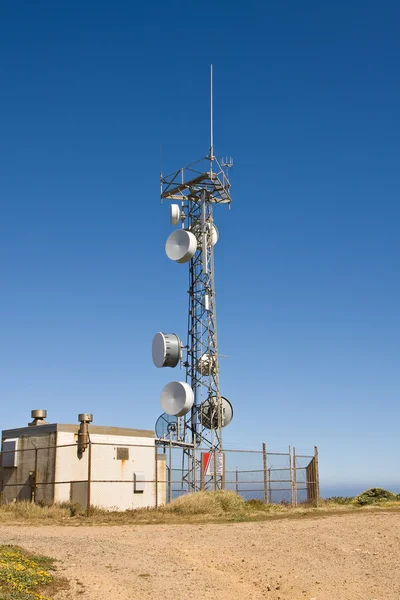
(0, 511, 399, 600)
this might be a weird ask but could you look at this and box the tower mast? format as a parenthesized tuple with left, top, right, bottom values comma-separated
(154, 66, 233, 492)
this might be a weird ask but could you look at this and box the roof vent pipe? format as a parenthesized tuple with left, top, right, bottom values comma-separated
(77, 413, 93, 454)
(29, 409, 47, 427)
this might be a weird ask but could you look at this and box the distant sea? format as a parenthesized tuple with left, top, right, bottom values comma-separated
(320, 483, 400, 498)
(229, 483, 400, 502)
(172, 483, 400, 503)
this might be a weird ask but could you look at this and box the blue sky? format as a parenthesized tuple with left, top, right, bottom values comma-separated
(1, 1, 399, 494)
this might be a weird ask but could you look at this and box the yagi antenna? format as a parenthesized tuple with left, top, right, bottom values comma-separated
(221, 156, 233, 169)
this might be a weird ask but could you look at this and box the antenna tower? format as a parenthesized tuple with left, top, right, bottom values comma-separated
(153, 66, 233, 492)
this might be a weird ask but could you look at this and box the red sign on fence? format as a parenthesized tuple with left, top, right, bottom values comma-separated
(201, 451, 224, 477)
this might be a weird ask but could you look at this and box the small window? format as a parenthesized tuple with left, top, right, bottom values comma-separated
(2, 439, 18, 468)
(116, 447, 129, 460)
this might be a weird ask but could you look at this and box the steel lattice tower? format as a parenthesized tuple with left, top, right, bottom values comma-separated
(156, 67, 232, 491)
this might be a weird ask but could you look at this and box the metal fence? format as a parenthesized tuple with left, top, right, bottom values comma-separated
(163, 443, 319, 506)
(0, 439, 319, 515)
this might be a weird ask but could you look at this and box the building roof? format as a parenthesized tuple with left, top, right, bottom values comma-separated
(2, 423, 155, 439)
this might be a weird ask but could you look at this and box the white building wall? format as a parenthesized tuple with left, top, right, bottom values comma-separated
(89, 433, 156, 510)
(53, 431, 157, 510)
(54, 431, 88, 504)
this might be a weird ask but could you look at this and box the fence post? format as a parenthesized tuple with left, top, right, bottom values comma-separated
(191, 444, 196, 492)
(35, 448, 38, 503)
(155, 446, 159, 509)
(221, 452, 226, 490)
(30, 448, 38, 504)
(268, 468, 272, 503)
(314, 445, 320, 507)
(235, 467, 239, 495)
(86, 442, 92, 517)
(193, 435, 197, 492)
(213, 449, 217, 491)
(168, 436, 172, 503)
(0, 437, 4, 506)
(293, 447, 298, 507)
(262, 442, 268, 504)
(289, 445, 294, 506)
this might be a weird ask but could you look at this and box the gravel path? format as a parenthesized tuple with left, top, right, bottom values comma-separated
(0, 512, 399, 599)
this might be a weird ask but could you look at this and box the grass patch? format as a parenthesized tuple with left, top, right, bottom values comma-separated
(1, 490, 400, 527)
(0, 502, 72, 522)
(0, 545, 59, 599)
(163, 490, 246, 515)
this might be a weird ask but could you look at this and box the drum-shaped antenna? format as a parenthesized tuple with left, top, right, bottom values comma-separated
(170, 204, 181, 225)
(211, 224, 219, 245)
(196, 353, 216, 375)
(190, 221, 219, 246)
(199, 396, 233, 429)
(152, 332, 181, 368)
(160, 381, 194, 417)
(165, 230, 197, 263)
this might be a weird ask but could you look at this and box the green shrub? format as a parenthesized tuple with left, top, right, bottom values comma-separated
(325, 496, 354, 505)
(353, 488, 396, 506)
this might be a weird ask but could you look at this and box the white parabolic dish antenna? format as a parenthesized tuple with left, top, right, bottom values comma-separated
(165, 229, 197, 263)
(160, 381, 194, 417)
(152, 332, 181, 368)
(170, 204, 181, 225)
(199, 396, 233, 429)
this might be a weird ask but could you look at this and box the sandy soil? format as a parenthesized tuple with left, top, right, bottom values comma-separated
(0, 512, 399, 600)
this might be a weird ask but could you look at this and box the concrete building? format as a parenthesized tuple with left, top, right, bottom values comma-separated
(0, 410, 166, 510)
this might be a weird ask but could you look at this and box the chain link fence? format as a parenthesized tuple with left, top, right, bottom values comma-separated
(162, 443, 319, 505)
(0, 439, 319, 514)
